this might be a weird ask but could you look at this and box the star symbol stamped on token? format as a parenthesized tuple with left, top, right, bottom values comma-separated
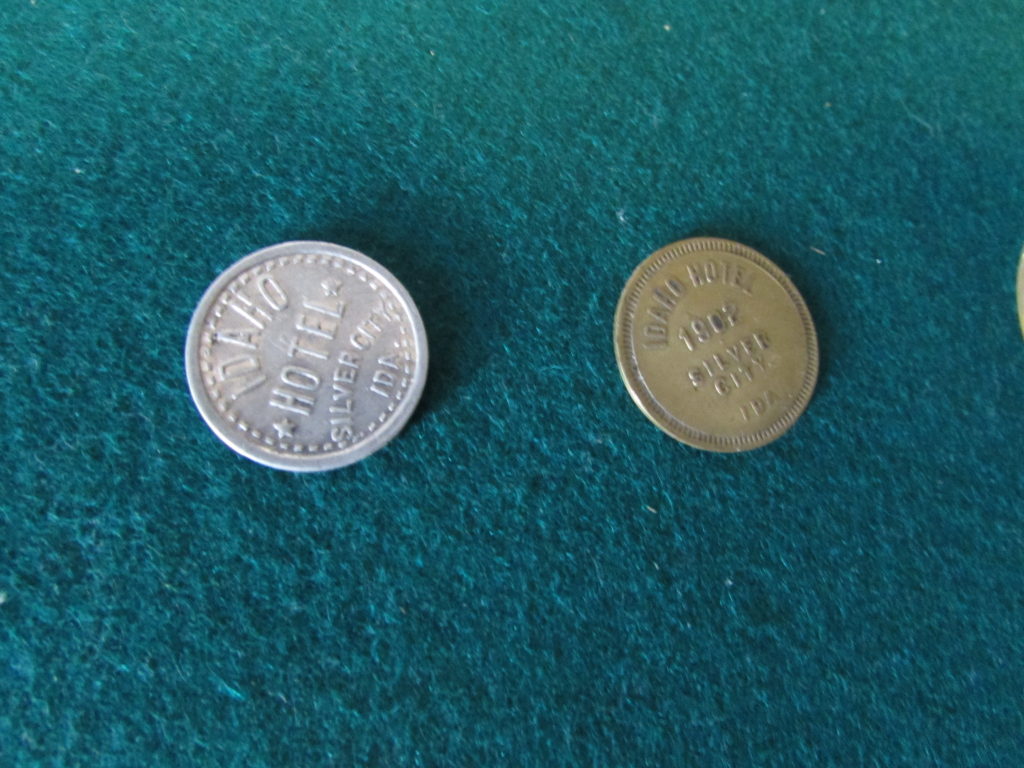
(272, 418, 297, 439)
(185, 241, 428, 471)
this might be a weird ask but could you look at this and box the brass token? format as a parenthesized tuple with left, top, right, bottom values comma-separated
(613, 237, 819, 452)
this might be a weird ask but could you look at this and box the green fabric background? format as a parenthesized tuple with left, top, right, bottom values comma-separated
(3, 0, 1023, 765)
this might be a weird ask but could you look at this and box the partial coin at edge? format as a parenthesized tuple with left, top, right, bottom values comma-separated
(613, 237, 818, 452)
(185, 241, 428, 471)
(1017, 246, 1023, 339)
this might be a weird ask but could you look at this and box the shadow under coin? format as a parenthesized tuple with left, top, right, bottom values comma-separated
(295, 213, 495, 424)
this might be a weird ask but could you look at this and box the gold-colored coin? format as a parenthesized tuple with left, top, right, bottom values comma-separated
(613, 237, 819, 452)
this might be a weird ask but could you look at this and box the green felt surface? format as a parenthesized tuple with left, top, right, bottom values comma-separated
(3, 1, 1024, 765)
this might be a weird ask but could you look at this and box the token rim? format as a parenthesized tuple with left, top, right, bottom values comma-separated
(184, 241, 428, 471)
(1017, 246, 1024, 340)
(613, 237, 819, 452)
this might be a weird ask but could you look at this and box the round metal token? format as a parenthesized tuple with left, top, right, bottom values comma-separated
(185, 241, 428, 471)
(614, 237, 818, 452)
(1017, 246, 1024, 339)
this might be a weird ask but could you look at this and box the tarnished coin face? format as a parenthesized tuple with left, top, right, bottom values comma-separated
(185, 241, 428, 471)
(614, 237, 818, 452)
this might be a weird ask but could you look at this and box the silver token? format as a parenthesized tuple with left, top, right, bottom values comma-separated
(184, 241, 428, 471)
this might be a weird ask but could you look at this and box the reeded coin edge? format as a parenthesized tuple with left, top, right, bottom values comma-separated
(614, 237, 819, 452)
(185, 241, 428, 472)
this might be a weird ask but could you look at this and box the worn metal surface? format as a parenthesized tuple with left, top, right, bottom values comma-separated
(185, 241, 428, 470)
